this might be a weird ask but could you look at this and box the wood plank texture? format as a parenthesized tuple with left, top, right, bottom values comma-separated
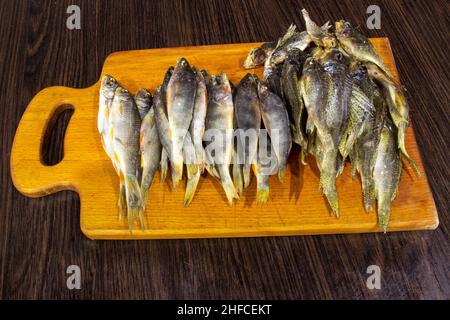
(0, 0, 448, 299)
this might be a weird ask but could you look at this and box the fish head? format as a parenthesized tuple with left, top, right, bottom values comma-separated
(239, 73, 258, 88)
(215, 73, 229, 86)
(193, 67, 207, 88)
(163, 66, 174, 83)
(135, 88, 152, 103)
(134, 88, 152, 119)
(211, 73, 232, 102)
(114, 87, 132, 102)
(335, 20, 353, 39)
(302, 9, 321, 37)
(321, 48, 349, 72)
(171, 58, 195, 82)
(256, 81, 270, 100)
(100, 74, 119, 98)
(153, 86, 162, 103)
(270, 49, 288, 65)
(176, 57, 190, 69)
(243, 47, 268, 69)
(204, 71, 216, 90)
(301, 57, 324, 82)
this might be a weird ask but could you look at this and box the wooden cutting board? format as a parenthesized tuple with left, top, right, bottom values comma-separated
(10, 38, 438, 239)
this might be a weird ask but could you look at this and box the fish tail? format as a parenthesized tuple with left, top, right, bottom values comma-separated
(300, 150, 307, 165)
(361, 177, 374, 212)
(377, 200, 391, 233)
(140, 167, 156, 212)
(320, 173, 340, 218)
(278, 166, 286, 183)
(338, 131, 354, 160)
(124, 175, 145, 231)
(160, 149, 168, 182)
(141, 187, 149, 213)
(118, 180, 126, 220)
(171, 161, 184, 190)
(398, 123, 421, 178)
(183, 171, 201, 207)
(206, 164, 220, 179)
(233, 163, 244, 196)
(256, 174, 270, 204)
(196, 145, 205, 173)
(219, 166, 239, 205)
(186, 164, 198, 180)
(243, 164, 252, 188)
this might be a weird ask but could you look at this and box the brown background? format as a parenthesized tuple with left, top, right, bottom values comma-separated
(0, 0, 448, 299)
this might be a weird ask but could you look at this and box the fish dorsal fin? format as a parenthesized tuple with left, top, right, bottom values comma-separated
(276, 24, 297, 48)
(320, 21, 331, 32)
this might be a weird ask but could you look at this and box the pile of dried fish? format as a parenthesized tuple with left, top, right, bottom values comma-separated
(98, 9, 419, 232)
(244, 9, 420, 230)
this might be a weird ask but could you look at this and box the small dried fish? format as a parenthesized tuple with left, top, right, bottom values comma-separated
(234, 73, 261, 187)
(204, 73, 239, 204)
(140, 103, 162, 211)
(166, 58, 197, 188)
(373, 117, 402, 232)
(243, 41, 277, 69)
(109, 87, 143, 230)
(258, 81, 292, 182)
(335, 20, 392, 77)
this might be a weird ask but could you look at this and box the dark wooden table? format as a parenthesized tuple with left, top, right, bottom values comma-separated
(0, 0, 448, 299)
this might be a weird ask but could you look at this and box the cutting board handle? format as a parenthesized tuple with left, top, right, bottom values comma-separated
(11, 86, 87, 197)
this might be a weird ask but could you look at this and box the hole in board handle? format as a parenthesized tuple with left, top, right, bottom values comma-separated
(41, 105, 74, 166)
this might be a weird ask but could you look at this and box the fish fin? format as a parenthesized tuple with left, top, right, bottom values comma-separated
(124, 175, 145, 231)
(256, 174, 270, 204)
(183, 171, 201, 207)
(118, 176, 126, 220)
(278, 166, 286, 182)
(183, 134, 197, 179)
(139, 130, 145, 148)
(351, 162, 357, 180)
(153, 89, 173, 159)
(320, 173, 340, 218)
(170, 162, 183, 190)
(300, 150, 307, 165)
(204, 147, 220, 178)
(141, 165, 157, 212)
(377, 197, 391, 233)
(398, 123, 421, 178)
(276, 24, 297, 48)
(233, 163, 244, 196)
(218, 166, 239, 205)
(109, 125, 114, 141)
(302, 9, 321, 37)
(362, 177, 374, 212)
(160, 149, 168, 182)
(243, 164, 252, 188)
(320, 20, 331, 32)
(206, 165, 220, 179)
